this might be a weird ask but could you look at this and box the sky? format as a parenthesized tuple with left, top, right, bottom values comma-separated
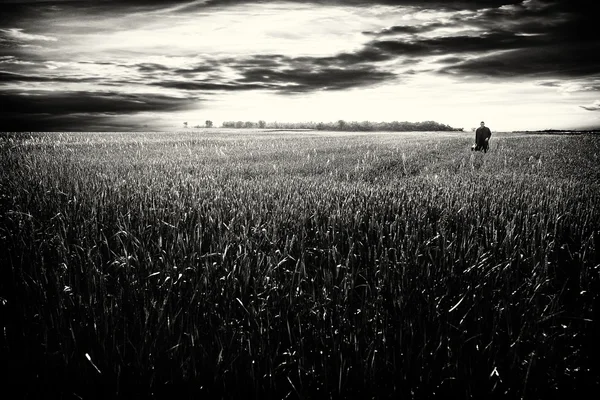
(1, 0, 599, 131)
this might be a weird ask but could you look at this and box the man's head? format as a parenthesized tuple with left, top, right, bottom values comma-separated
(480, 121, 485, 127)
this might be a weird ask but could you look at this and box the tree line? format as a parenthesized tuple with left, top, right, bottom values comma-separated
(220, 120, 463, 131)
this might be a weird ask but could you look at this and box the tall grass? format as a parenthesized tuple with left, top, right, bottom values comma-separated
(1, 131, 598, 399)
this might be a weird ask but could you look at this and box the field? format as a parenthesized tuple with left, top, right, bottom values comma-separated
(1, 129, 599, 399)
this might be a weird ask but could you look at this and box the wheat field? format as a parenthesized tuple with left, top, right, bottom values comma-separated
(1, 130, 598, 399)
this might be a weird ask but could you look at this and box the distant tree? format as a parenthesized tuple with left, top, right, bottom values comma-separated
(360, 121, 373, 131)
(221, 119, 459, 131)
(183, 122, 188, 128)
(205, 120, 213, 128)
(349, 121, 362, 131)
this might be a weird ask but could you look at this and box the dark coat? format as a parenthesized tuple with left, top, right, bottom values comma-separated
(475, 126, 492, 146)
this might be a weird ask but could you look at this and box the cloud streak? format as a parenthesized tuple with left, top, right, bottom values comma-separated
(138, 52, 397, 94)
(1, 90, 198, 115)
(0, 90, 199, 131)
(441, 41, 600, 78)
(0, 28, 57, 42)
(580, 100, 600, 112)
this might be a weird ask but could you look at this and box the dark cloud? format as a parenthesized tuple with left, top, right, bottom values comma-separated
(173, 65, 219, 75)
(441, 41, 600, 79)
(363, 22, 450, 36)
(144, 51, 397, 94)
(153, 65, 395, 93)
(156, 81, 268, 91)
(537, 81, 560, 87)
(0, 90, 198, 115)
(0, 90, 199, 130)
(579, 100, 600, 112)
(0, 27, 57, 57)
(238, 66, 395, 92)
(299, 49, 392, 67)
(350, 1, 597, 83)
(0, 112, 150, 132)
(0, 71, 100, 83)
(575, 83, 600, 93)
(437, 56, 466, 64)
(534, 79, 600, 93)
(112, 50, 397, 94)
(371, 30, 546, 56)
(350, 0, 524, 8)
(458, 1, 591, 44)
(136, 63, 176, 73)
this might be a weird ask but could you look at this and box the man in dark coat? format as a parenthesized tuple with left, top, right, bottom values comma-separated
(474, 121, 492, 153)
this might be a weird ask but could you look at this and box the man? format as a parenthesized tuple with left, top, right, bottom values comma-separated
(474, 121, 492, 153)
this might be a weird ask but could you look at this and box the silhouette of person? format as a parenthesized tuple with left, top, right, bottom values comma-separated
(474, 121, 492, 153)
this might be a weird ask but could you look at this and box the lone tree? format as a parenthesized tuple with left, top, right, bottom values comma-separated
(205, 120, 213, 128)
(183, 122, 188, 128)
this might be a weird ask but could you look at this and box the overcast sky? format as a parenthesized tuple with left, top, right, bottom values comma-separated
(1, 0, 599, 131)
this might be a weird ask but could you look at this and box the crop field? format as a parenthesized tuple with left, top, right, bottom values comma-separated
(1, 130, 599, 399)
